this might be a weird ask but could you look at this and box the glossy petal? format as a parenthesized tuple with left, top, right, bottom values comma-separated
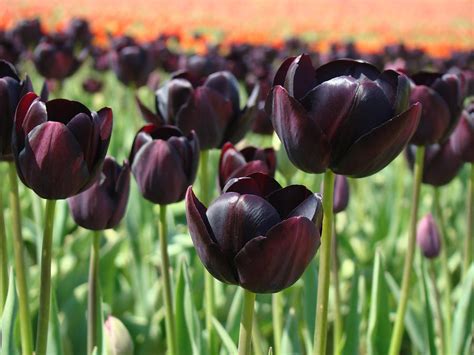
(223, 173, 281, 197)
(235, 216, 320, 293)
(314, 59, 380, 85)
(204, 71, 241, 114)
(451, 109, 474, 162)
(266, 185, 314, 219)
(46, 98, 90, 124)
(283, 54, 317, 100)
(422, 142, 464, 186)
(135, 95, 164, 126)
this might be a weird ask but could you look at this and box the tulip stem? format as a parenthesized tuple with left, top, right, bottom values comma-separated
(272, 292, 283, 355)
(8, 162, 34, 355)
(464, 163, 474, 277)
(432, 187, 452, 348)
(238, 289, 256, 355)
(313, 170, 335, 355)
(35, 198, 57, 355)
(158, 204, 177, 355)
(0, 175, 8, 314)
(388, 145, 425, 355)
(429, 261, 446, 354)
(88, 231, 102, 354)
(331, 219, 343, 355)
(200, 149, 217, 354)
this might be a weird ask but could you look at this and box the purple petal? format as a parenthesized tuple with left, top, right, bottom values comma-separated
(223, 173, 281, 197)
(283, 54, 317, 100)
(267, 185, 314, 219)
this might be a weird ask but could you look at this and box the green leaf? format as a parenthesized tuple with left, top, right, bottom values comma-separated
(181, 259, 201, 354)
(1, 269, 18, 355)
(174, 258, 193, 355)
(225, 287, 243, 341)
(419, 261, 436, 355)
(451, 265, 474, 355)
(342, 270, 361, 355)
(281, 308, 300, 355)
(367, 249, 391, 355)
(212, 317, 237, 354)
(46, 289, 64, 355)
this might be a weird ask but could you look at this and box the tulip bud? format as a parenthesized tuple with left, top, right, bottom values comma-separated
(417, 213, 441, 259)
(82, 78, 103, 94)
(130, 125, 199, 205)
(13, 93, 113, 199)
(333, 175, 349, 213)
(68, 157, 130, 230)
(104, 316, 134, 355)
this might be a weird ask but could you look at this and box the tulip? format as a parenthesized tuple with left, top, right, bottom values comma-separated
(33, 33, 85, 81)
(136, 70, 260, 150)
(417, 213, 441, 259)
(333, 175, 349, 213)
(10, 18, 44, 49)
(82, 78, 103, 94)
(186, 172, 322, 293)
(0, 60, 33, 161)
(0, 32, 21, 64)
(12, 92, 113, 200)
(68, 157, 130, 230)
(129, 124, 199, 205)
(267, 55, 421, 177)
(104, 316, 134, 355)
(218, 142, 276, 190)
(409, 71, 463, 145)
(451, 103, 474, 163)
(65, 18, 92, 48)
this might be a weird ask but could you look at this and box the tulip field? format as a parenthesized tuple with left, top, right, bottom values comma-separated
(0, 5, 473, 355)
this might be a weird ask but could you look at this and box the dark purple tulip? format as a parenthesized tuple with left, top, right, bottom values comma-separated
(409, 71, 463, 145)
(136, 71, 259, 150)
(13, 92, 113, 199)
(186, 173, 322, 293)
(0, 32, 21, 64)
(417, 213, 441, 259)
(10, 18, 44, 49)
(110, 37, 154, 88)
(68, 157, 130, 230)
(82, 78, 103, 94)
(267, 55, 421, 177)
(405, 140, 464, 186)
(130, 124, 199, 205)
(333, 175, 349, 213)
(218, 142, 276, 190)
(249, 78, 274, 135)
(33, 33, 85, 80)
(0, 60, 33, 161)
(451, 103, 474, 163)
(65, 18, 93, 48)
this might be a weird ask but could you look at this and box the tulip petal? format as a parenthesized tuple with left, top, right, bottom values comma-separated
(314, 59, 380, 85)
(223, 173, 281, 197)
(204, 71, 241, 115)
(46, 98, 90, 124)
(266, 184, 314, 218)
(185, 187, 238, 284)
(235, 216, 320, 293)
(269, 85, 330, 173)
(422, 141, 464, 186)
(273, 56, 296, 87)
(135, 95, 164, 126)
(283, 54, 317, 100)
(333, 103, 421, 177)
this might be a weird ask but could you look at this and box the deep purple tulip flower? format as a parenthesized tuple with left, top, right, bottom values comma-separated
(0, 32, 21, 64)
(451, 103, 474, 163)
(417, 213, 441, 259)
(409, 71, 463, 145)
(82, 78, 103, 93)
(13, 92, 113, 199)
(218, 142, 276, 190)
(267, 55, 421, 177)
(130, 124, 199, 205)
(33, 33, 85, 80)
(0, 60, 33, 161)
(185, 173, 322, 293)
(65, 18, 93, 48)
(136, 71, 259, 150)
(333, 175, 349, 213)
(406, 140, 463, 186)
(10, 18, 44, 49)
(68, 157, 130, 230)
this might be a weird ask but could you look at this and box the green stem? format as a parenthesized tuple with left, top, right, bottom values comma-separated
(432, 188, 452, 348)
(464, 163, 474, 277)
(35, 199, 57, 355)
(388, 145, 425, 355)
(8, 162, 34, 355)
(0, 175, 8, 313)
(429, 262, 446, 354)
(331, 218, 343, 355)
(238, 290, 256, 355)
(158, 205, 177, 355)
(200, 149, 217, 354)
(88, 231, 102, 354)
(313, 170, 335, 355)
(272, 292, 282, 355)
(420, 259, 436, 355)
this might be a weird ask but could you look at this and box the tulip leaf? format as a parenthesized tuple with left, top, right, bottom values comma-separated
(46, 289, 64, 355)
(212, 317, 238, 354)
(1, 269, 18, 355)
(342, 269, 361, 355)
(281, 308, 301, 355)
(174, 258, 193, 355)
(302, 259, 318, 345)
(451, 264, 474, 355)
(367, 249, 391, 355)
(419, 261, 436, 355)
(225, 287, 243, 341)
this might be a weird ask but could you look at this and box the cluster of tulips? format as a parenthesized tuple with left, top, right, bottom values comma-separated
(0, 16, 473, 355)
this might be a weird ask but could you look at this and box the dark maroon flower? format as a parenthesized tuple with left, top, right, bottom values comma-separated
(218, 142, 276, 190)
(68, 157, 130, 230)
(10, 18, 44, 49)
(33, 33, 85, 80)
(110, 36, 154, 88)
(12, 93, 113, 199)
(249, 78, 274, 135)
(185, 173, 322, 293)
(0, 32, 21, 64)
(267, 55, 421, 177)
(65, 18, 93, 48)
(406, 140, 464, 186)
(0, 60, 33, 161)
(82, 78, 103, 93)
(136, 71, 259, 150)
(451, 103, 474, 163)
(409, 72, 463, 145)
(417, 213, 441, 259)
(130, 124, 199, 204)
(333, 175, 349, 213)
